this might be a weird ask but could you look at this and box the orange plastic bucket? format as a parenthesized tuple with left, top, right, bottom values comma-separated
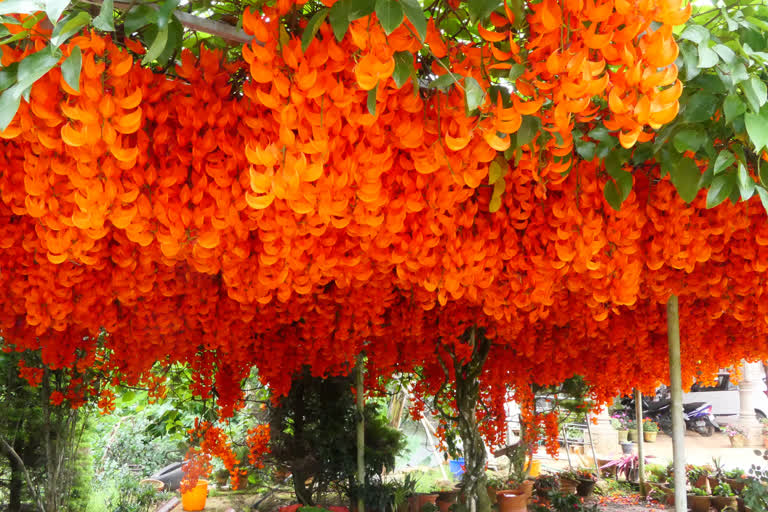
(525, 459, 541, 477)
(181, 479, 208, 511)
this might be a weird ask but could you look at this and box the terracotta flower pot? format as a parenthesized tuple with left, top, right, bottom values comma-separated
(708, 476, 720, 490)
(725, 478, 746, 494)
(711, 495, 737, 511)
(644, 431, 657, 442)
(436, 490, 458, 512)
(510, 480, 533, 499)
(558, 477, 578, 495)
(496, 491, 527, 512)
(687, 494, 711, 512)
(576, 479, 596, 497)
(730, 434, 747, 447)
(415, 494, 438, 512)
(486, 485, 498, 504)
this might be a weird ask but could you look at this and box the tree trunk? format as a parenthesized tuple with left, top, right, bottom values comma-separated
(8, 437, 24, 512)
(453, 327, 492, 512)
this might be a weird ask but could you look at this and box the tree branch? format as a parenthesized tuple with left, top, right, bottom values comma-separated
(80, 0, 260, 45)
(0, 434, 45, 512)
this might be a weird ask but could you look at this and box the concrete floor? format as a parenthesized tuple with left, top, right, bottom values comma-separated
(534, 429, 767, 472)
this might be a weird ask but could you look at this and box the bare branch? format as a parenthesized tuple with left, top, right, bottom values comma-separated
(80, 0, 260, 45)
(0, 434, 45, 512)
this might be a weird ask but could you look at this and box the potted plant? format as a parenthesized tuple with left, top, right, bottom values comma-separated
(642, 418, 659, 442)
(214, 468, 230, 487)
(712, 482, 737, 511)
(557, 470, 580, 494)
(485, 473, 505, 504)
(600, 453, 654, 482)
(391, 475, 417, 512)
(574, 468, 597, 497)
(725, 424, 748, 447)
(687, 486, 711, 512)
(533, 473, 559, 502)
(626, 419, 638, 442)
(724, 468, 747, 494)
(708, 456, 725, 489)
(688, 464, 712, 493)
(611, 412, 630, 443)
(433, 482, 459, 512)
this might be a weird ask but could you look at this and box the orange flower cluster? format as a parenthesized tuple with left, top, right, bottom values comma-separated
(246, 424, 271, 469)
(0, 1, 760, 447)
(181, 419, 243, 492)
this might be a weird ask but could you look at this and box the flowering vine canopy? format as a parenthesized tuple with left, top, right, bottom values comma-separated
(0, 0, 767, 428)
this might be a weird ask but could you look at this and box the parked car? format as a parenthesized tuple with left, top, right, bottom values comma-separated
(683, 371, 768, 419)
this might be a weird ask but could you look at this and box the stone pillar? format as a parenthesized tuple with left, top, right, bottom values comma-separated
(590, 404, 619, 458)
(738, 360, 763, 446)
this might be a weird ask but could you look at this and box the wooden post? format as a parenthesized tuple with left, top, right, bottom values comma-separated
(667, 295, 686, 512)
(356, 353, 365, 512)
(634, 389, 646, 497)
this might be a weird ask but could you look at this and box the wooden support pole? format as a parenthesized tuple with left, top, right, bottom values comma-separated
(356, 353, 365, 512)
(634, 389, 646, 497)
(667, 295, 686, 512)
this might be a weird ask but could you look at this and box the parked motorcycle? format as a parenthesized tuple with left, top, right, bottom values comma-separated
(620, 393, 720, 436)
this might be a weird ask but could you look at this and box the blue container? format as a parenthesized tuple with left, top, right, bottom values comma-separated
(449, 458, 465, 479)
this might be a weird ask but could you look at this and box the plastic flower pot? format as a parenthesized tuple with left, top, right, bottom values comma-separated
(644, 431, 657, 442)
(181, 479, 208, 511)
(449, 458, 465, 479)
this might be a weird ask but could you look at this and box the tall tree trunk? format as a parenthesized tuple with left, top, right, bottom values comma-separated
(8, 435, 24, 512)
(452, 327, 492, 512)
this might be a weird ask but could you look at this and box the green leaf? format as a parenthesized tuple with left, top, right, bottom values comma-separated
(603, 172, 632, 211)
(392, 51, 413, 88)
(697, 46, 719, 68)
(124, 5, 156, 34)
(93, 0, 114, 32)
(348, 0, 376, 21)
(587, 126, 612, 143)
(467, 0, 502, 23)
(0, 25, 8, 39)
(156, 0, 179, 30)
(329, 0, 350, 41)
(50, 10, 91, 47)
(742, 76, 767, 113)
(669, 157, 702, 203)
(301, 8, 329, 52)
(706, 173, 735, 208)
(679, 24, 709, 45)
(60, 46, 81, 92)
(367, 83, 377, 115)
(575, 139, 596, 160)
(0, 88, 21, 131)
(464, 77, 485, 113)
(508, 63, 525, 81)
(375, 0, 403, 35)
(745, 109, 768, 152)
(737, 162, 755, 200)
(723, 94, 746, 124)
(604, 148, 629, 177)
(142, 25, 169, 64)
(516, 115, 540, 147)
(400, 0, 426, 41)
(489, 178, 504, 212)
(430, 73, 459, 90)
(488, 159, 504, 184)
(0, 0, 44, 15)
(0, 62, 17, 93)
(712, 44, 736, 64)
(684, 93, 718, 123)
(672, 127, 704, 153)
(45, 0, 70, 23)
(16, 47, 60, 94)
(0, 28, 29, 46)
(757, 187, 768, 216)
(713, 150, 735, 175)
(679, 41, 701, 81)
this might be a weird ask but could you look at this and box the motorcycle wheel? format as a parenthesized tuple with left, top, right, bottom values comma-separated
(695, 424, 714, 437)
